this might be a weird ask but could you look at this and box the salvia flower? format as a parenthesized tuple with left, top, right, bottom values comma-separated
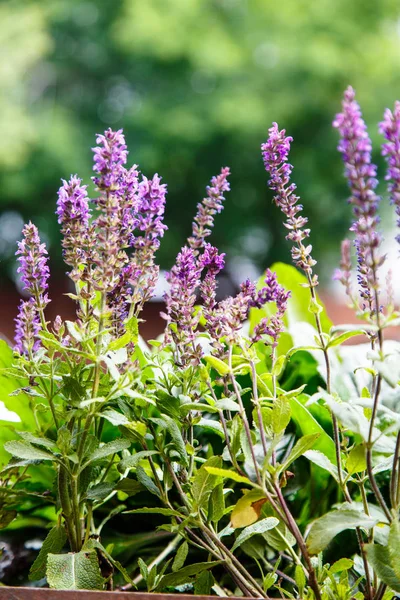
(92, 128, 128, 191)
(199, 244, 226, 355)
(134, 174, 168, 254)
(333, 87, 384, 313)
(251, 269, 290, 347)
(56, 175, 91, 280)
(16, 222, 50, 307)
(216, 279, 257, 345)
(188, 167, 230, 254)
(14, 298, 41, 354)
(379, 101, 400, 243)
(164, 246, 203, 365)
(262, 124, 317, 278)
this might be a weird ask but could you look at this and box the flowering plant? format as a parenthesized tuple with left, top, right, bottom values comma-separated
(1, 88, 400, 599)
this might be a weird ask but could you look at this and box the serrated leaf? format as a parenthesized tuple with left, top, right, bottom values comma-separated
(86, 482, 114, 501)
(192, 455, 222, 512)
(155, 561, 220, 591)
(4, 440, 54, 462)
(18, 431, 57, 450)
(83, 439, 130, 467)
(204, 355, 230, 376)
(118, 450, 160, 472)
(204, 466, 251, 485)
(231, 517, 279, 551)
(47, 551, 105, 590)
(365, 543, 400, 592)
(279, 433, 320, 472)
(29, 525, 67, 581)
(307, 508, 378, 555)
(172, 541, 188, 572)
(271, 396, 291, 434)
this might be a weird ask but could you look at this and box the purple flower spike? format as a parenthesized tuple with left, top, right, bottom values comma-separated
(164, 246, 203, 365)
(92, 128, 128, 190)
(134, 174, 168, 253)
(16, 222, 50, 305)
(379, 101, 400, 243)
(198, 243, 225, 273)
(14, 298, 41, 354)
(188, 167, 231, 253)
(252, 269, 290, 347)
(262, 124, 316, 276)
(333, 87, 380, 218)
(56, 175, 91, 280)
(333, 87, 383, 313)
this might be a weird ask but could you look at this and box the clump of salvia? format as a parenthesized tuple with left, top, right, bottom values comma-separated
(2, 88, 400, 599)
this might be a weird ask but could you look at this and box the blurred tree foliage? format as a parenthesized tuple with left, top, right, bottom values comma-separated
(0, 0, 399, 286)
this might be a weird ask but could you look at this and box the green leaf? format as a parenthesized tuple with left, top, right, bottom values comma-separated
(295, 564, 306, 597)
(150, 416, 188, 466)
(280, 433, 320, 472)
(29, 525, 67, 581)
(388, 521, 400, 579)
(172, 541, 188, 572)
(84, 439, 131, 467)
(86, 483, 114, 501)
(307, 508, 379, 555)
(99, 409, 129, 426)
(203, 355, 230, 376)
(124, 507, 182, 517)
(271, 395, 291, 434)
(215, 398, 240, 412)
(304, 450, 340, 482)
(18, 431, 57, 450)
(155, 561, 220, 591)
(329, 558, 354, 574)
(327, 330, 366, 348)
(194, 570, 214, 595)
(197, 418, 225, 438)
(192, 455, 222, 512)
(209, 483, 225, 524)
(136, 466, 161, 498)
(4, 440, 54, 462)
(231, 517, 279, 552)
(118, 450, 160, 472)
(289, 395, 336, 464)
(365, 543, 400, 593)
(108, 316, 138, 351)
(204, 466, 252, 485)
(115, 479, 144, 496)
(346, 444, 366, 475)
(47, 551, 105, 590)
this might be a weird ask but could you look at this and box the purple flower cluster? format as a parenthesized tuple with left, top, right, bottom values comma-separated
(379, 102, 400, 243)
(188, 168, 230, 253)
(252, 269, 290, 347)
(333, 87, 384, 312)
(262, 124, 316, 277)
(92, 128, 128, 191)
(164, 246, 203, 365)
(16, 222, 50, 306)
(56, 175, 91, 281)
(14, 298, 41, 354)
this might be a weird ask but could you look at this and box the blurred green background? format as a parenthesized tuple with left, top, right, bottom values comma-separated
(1, 0, 400, 292)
